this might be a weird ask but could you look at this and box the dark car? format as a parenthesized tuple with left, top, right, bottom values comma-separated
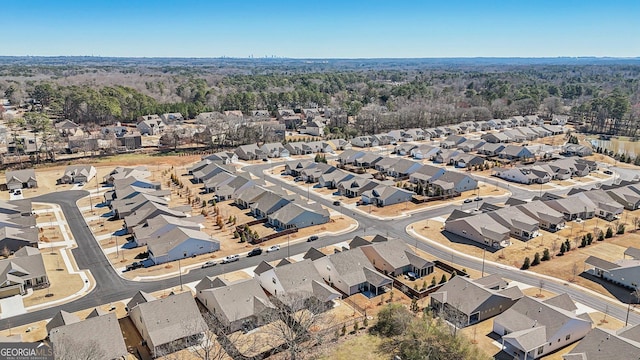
(604, 170, 613, 175)
(463, 198, 473, 204)
(474, 197, 483, 201)
(407, 272, 418, 281)
(247, 248, 263, 257)
(124, 261, 144, 272)
(307, 235, 319, 242)
(333, 200, 341, 206)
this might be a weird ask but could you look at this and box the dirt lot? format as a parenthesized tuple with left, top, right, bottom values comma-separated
(412, 209, 640, 299)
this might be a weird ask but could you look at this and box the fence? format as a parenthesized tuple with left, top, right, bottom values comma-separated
(254, 228, 298, 244)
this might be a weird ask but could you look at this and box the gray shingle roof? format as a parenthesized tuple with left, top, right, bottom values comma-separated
(563, 327, 640, 360)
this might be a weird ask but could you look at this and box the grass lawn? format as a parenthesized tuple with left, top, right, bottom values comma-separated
(318, 334, 385, 360)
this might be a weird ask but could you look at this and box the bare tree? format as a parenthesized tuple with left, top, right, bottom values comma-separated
(260, 292, 336, 360)
(50, 337, 106, 360)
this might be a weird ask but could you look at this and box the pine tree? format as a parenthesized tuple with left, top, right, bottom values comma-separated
(542, 248, 551, 261)
(532, 253, 541, 266)
(522, 257, 531, 270)
(439, 274, 447, 284)
(565, 239, 571, 251)
(605, 227, 613, 238)
(560, 242, 567, 255)
(580, 236, 587, 248)
(431, 276, 437, 287)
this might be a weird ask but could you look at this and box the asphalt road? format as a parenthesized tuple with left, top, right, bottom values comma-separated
(1, 162, 636, 330)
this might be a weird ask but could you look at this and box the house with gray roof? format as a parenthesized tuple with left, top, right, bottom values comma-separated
(477, 143, 505, 156)
(431, 171, 478, 194)
(606, 184, 640, 210)
(503, 129, 527, 143)
(318, 170, 355, 189)
(49, 312, 128, 360)
(112, 175, 161, 191)
(0, 247, 48, 299)
(123, 201, 190, 232)
(260, 142, 290, 158)
(585, 247, 640, 290)
(235, 144, 261, 160)
(250, 191, 295, 219)
(394, 143, 418, 156)
(312, 247, 393, 296)
(129, 291, 207, 358)
(0, 227, 39, 253)
(5, 169, 37, 190)
(409, 165, 446, 185)
(546, 196, 595, 221)
(481, 132, 511, 144)
(431, 275, 522, 327)
(499, 145, 534, 160)
(283, 159, 315, 176)
(147, 227, 219, 265)
(235, 186, 270, 209)
(493, 295, 592, 360)
(268, 202, 329, 230)
(191, 163, 235, 184)
(517, 200, 565, 232)
(196, 277, 275, 333)
(57, 165, 96, 184)
(361, 184, 414, 207)
(383, 158, 423, 179)
(103, 166, 151, 185)
(358, 237, 434, 277)
(208, 173, 260, 202)
(487, 207, 540, 240)
(410, 144, 441, 160)
(254, 259, 341, 310)
(444, 211, 511, 248)
(110, 192, 169, 219)
(133, 214, 204, 247)
(137, 116, 166, 135)
(46, 310, 81, 333)
(350, 136, 378, 148)
(563, 324, 640, 360)
(337, 178, 379, 198)
(570, 189, 623, 221)
(354, 152, 383, 169)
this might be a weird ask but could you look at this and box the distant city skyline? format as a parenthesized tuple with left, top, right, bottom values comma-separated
(4, 0, 639, 58)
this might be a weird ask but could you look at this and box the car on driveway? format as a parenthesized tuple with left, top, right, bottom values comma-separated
(266, 245, 280, 253)
(307, 235, 319, 242)
(463, 198, 472, 203)
(247, 248, 263, 257)
(14, 190, 21, 195)
(221, 254, 240, 264)
(201, 260, 217, 268)
(407, 271, 418, 281)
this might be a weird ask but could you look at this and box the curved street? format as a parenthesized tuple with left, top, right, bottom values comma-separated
(1, 162, 637, 330)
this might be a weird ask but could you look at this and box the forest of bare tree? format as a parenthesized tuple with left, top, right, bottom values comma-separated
(1, 57, 639, 137)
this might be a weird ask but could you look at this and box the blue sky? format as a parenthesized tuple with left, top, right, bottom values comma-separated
(3, 0, 639, 58)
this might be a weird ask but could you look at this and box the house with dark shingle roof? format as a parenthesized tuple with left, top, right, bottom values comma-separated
(57, 165, 96, 184)
(147, 227, 219, 265)
(359, 237, 434, 277)
(430, 275, 522, 327)
(584, 247, 640, 290)
(268, 202, 330, 230)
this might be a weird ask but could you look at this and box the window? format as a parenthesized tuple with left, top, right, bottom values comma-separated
(565, 334, 571, 341)
(537, 346, 544, 355)
(272, 278, 276, 284)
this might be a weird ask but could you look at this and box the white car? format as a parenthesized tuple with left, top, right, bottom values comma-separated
(201, 260, 217, 268)
(220, 254, 240, 264)
(266, 245, 281, 253)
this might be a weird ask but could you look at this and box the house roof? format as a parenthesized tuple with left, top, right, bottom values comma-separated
(49, 312, 128, 360)
(127, 290, 157, 310)
(130, 292, 207, 350)
(431, 276, 522, 316)
(584, 256, 620, 271)
(5, 169, 36, 183)
(624, 247, 640, 260)
(271, 259, 340, 302)
(146, 227, 218, 258)
(361, 238, 418, 270)
(253, 261, 274, 276)
(495, 295, 590, 352)
(303, 247, 326, 261)
(320, 248, 392, 288)
(563, 327, 640, 360)
(543, 293, 578, 312)
(0, 246, 46, 290)
(349, 236, 371, 249)
(46, 310, 81, 333)
(199, 278, 274, 325)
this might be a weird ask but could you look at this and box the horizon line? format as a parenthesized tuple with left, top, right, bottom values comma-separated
(1, 55, 640, 60)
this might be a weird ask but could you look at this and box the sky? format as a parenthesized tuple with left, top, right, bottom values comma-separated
(3, 0, 639, 58)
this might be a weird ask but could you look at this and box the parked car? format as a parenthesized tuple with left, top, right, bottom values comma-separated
(221, 254, 240, 264)
(474, 196, 483, 201)
(266, 245, 281, 253)
(8, 189, 14, 194)
(407, 272, 418, 281)
(604, 170, 613, 175)
(123, 261, 144, 272)
(247, 248, 263, 257)
(307, 235, 319, 242)
(333, 200, 341, 206)
(463, 198, 473, 203)
(201, 261, 217, 268)
(14, 190, 21, 195)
